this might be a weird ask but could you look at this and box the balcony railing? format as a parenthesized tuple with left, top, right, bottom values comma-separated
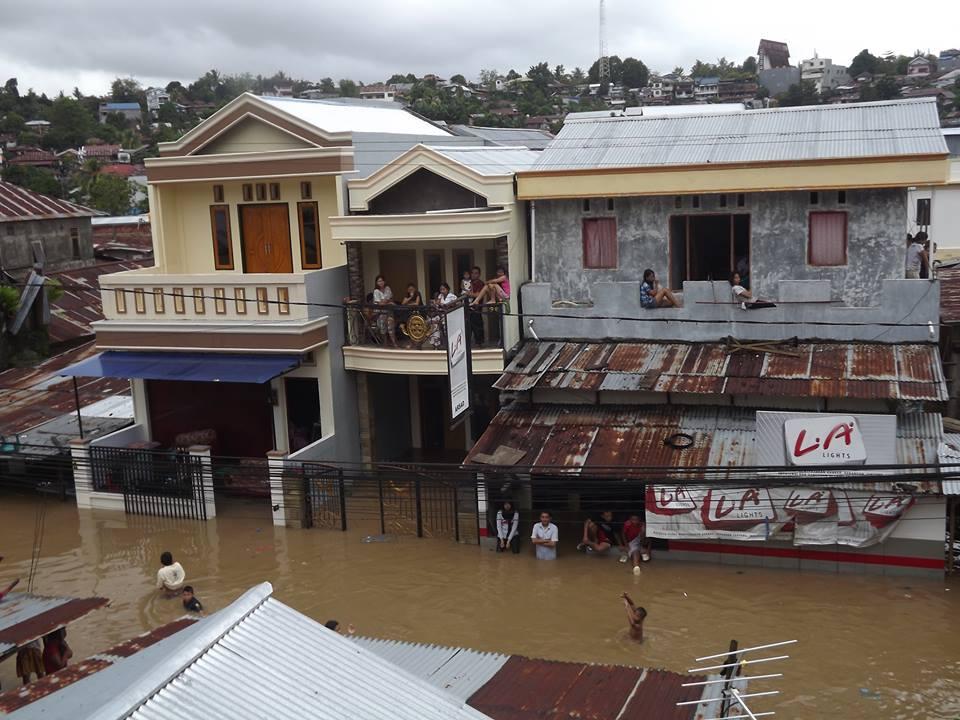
(99, 269, 312, 323)
(344, 302, 505, 350)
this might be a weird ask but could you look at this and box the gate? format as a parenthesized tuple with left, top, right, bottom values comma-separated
(303, 463, 346, 530)
(376, 466, 460, 540)
(89, 446, 207, 520)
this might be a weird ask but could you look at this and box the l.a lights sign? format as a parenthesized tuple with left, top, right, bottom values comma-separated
(783, 415, 867, 466)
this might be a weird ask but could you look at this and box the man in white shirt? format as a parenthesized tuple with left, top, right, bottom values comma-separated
(156, 551, 186, 593)
(905, 232, 928, 279)
(531, 511, 559, 560)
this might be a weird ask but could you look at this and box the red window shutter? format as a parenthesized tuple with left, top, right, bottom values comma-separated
(582, 218, 618, 269)
(808, 212, 847, 266)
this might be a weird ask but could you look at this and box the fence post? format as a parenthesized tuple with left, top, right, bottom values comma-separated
(415, 477, 423, 538)
(189, 445, 216, 520)
(378, 475, 385, 535)
(267, 451, 288, 527)
(338, 470, 347, 532)
(69, 438, 92, 509)
(453, 482, 461, 543)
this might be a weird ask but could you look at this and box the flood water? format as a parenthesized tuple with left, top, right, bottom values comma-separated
(1, 493, 958, 719)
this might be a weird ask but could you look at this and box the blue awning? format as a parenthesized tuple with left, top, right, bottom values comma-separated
(59, 351, 301, 384)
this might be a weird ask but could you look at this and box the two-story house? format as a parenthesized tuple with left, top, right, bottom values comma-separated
(466, 100, 954, 575)
(330, 144, 537, 462)
(801, 55, 851, 94)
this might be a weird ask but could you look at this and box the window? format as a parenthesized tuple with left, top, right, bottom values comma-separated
(234, 287, 247, 314)
(838, 190, 847, 205)
(675, 196, 683, 209)
(255, 183, 267, 201)
(737, 193, 746, 207)
(582, 218, 618, 269)
(152, 288, 165, 313)
(582, 199, 591, 212)
(298, 202, 322, 269)
(692, 195, 700, 209)
(242, 184, 253, 202)
(269, 183, 281, 200)
(719, 194, 728, 208)
(173, 288, 185, 314)
(212, 184, 224, 203)
(210, 205, 233, 269)
(70, 227, 81, 259)
(606, 198, 615, 212)
(808, 212, 847, 266)
(300, 181, 312, 200)
(916, 198, 931, 226)
(114, 289, 127, 314)
(809, 191, 819, 205)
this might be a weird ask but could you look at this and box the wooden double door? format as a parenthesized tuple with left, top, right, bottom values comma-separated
(240, 204, 293, 273)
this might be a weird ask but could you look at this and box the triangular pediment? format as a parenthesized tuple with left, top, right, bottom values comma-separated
(195, 116, 316, 155)
(367, 167, 488, 214)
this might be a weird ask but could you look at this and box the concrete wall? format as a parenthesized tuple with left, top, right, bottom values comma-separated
(533, 189, 907, 307)
(0, 217, 94, 275)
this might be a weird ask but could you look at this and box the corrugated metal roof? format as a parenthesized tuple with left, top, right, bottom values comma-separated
(938, 433, 960, 495)
(528, 98, 947, 171)
(448, 125, 554, 150)
(0, 593, 107, 659)
(350, 637, 509, 701)
(10, 583, 491, 720)
(939, 265, 960, 324)
(260, 95, 451, 136)
(427, 146, 540, 175)
(0, 181, 98, 222)
(496, 341, 948, 402)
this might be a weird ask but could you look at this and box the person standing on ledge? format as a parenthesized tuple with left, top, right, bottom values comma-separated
(531, 511, 559, 560)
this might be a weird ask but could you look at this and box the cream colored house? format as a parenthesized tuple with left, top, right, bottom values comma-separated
(330, 144, 537, 462)
(62, 93, 454, 517)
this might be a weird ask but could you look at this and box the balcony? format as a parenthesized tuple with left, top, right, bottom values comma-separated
(94, 267, 334, 353)
(342, 302, 506, 375)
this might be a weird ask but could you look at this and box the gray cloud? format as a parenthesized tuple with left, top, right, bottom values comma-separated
(2, 0, 955, 95)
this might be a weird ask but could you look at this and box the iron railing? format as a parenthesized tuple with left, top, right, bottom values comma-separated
(344, 302, 505, 350)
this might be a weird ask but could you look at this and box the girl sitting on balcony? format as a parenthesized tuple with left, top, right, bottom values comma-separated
(372, 275, 398, 347)
(471, 267, 510, 305)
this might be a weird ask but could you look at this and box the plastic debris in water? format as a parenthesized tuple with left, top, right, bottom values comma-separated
(362, 534, 392, 543)
(859, 688, 881, 700)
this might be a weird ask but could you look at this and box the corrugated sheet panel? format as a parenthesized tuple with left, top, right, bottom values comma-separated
(530, 98, 946, 171)
(350, 637, 509, 701)
(0, 594, 107, 658)
(497, 341, 947, 401)
(448, 125, 555, 150)
(0, 180, 97, 222)
(428, 146, 540, 175)
(938, 433, 960, 495)
(260, 95, 450, 136)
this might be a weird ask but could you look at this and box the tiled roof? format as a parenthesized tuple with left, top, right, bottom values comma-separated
(0, 180, 97, 222)
(82, 144, 120, 158)
(496, 341, 948, 401)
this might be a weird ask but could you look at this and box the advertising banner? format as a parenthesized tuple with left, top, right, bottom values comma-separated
(646, 485, 913, 548)
(445, 302, 471, 423)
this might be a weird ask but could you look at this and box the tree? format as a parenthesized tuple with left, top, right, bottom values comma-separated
(0, 111, 24, 134)
(849, 49, 879, 77)
(111, 77, 143, 104)
(588, 55, 623, 83)
(553, 64, 567, 82)
(861, 76, 901, 101)
(449, 74, 467, 86)
(4, 78, 19, 98)
(338, 79, 358, 97)
(570, 67, 587, 84)
(527, 62, 553, 90)
(741, 56, 757, 75)
(87, 174, 133, 215)
(45, 96, 94, 149)
(505, 69, 521, 81)
(386, 73, 416, 84)
(479, 69, 500, 90)
(673, 66, 685, 76)
(1, 165, 61, 197)
(620, 57, 650, 89)
(777, 80, 819, 107)
(319, 77, 336, 94)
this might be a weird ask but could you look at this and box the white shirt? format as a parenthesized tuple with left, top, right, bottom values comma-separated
(531, 522, 558, 560)
(906, 242, 924, 272)
(373, 286, 393, 303)
(497, 510, 519, 542)
(156, 562, 185, 590)
(731, 285, 753, 304)
(437, 292, 458, 306)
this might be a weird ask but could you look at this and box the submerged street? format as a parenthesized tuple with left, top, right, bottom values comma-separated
(0, 493, 957, 719)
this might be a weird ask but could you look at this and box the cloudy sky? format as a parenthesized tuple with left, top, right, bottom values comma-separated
(3, 0, 956, 96)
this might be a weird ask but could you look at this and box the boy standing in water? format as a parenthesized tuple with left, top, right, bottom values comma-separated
(156, 551, 186, 594)
(621, 593, 647, 642)
(181, 586, 203, 613)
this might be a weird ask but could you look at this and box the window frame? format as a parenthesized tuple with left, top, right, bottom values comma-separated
(581, 217, 619, 270)
(807, 211, 848, 267)
(297, 201, 323, 269)
(209, 205, 234, 270)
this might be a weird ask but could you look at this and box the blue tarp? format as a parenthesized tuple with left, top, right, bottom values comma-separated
(59, 351, 300, 384)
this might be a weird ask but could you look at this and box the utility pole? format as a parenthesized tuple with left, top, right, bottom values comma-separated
(598, 0, 610, 84)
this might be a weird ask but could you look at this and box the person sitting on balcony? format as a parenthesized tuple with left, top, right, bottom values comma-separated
(467, 267, 486, 346)
(461, 270, 473, 296)
(397, 283, 424, 340)
(730, 272, 776, 310)
(640, 269, 680, 309)
(906, 232, 930, 279)
(372, 275, 398, 347)
(471, 267, 511, 306)
(429, 283, 459, 348)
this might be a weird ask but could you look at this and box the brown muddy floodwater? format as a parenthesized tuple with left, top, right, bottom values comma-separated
(1, 493, 958, 719)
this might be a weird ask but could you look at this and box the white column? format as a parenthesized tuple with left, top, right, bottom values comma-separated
(189, 445, 216, 519)
(267, 450, 288, 527)
(69, 438, 92, 509)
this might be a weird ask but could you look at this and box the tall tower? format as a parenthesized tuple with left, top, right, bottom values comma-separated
(598, 0, 610, 83)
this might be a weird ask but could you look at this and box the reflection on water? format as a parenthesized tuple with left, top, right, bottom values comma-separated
(1, 494, 958, 719)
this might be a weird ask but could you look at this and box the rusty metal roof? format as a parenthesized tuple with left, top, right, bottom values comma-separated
(0, 617, 197, 714)
(0, 341, 130, 437)
(0, 180, 97, 222)
(496, 341, 947, 402)
(0, 592, 108, 661)
(47, 259, 148, 346)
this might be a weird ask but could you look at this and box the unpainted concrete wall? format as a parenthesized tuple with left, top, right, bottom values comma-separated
(534, 189, 906, 307)
(1, 217, 94, 275)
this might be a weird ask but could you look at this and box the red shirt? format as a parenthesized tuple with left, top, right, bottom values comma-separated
(470, 279, 484, 293)
(623, 521, 644, 543)
(43, 640, 65, 674)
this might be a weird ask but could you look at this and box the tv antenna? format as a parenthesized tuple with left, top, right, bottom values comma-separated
(676, 639, 796, 719)
(598, 0, 610, 83)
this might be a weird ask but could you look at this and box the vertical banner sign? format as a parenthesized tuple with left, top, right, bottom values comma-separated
(445, 301, 471, 423)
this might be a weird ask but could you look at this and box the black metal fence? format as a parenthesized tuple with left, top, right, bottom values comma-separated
(89, 446, 208, 520)
(344, 302, 505, 350)
(302, 463, 346, 531)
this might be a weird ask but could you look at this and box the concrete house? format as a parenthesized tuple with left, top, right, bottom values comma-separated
(330, 144, 537, 462)
(907, 56, 934, 77)
(800, 55, 851, 94)
(98, 102, 142, 125)
(63, 93, 456, 517)
(466, 99, 954, 575)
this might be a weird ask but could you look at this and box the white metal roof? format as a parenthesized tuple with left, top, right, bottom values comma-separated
(259, 96, 451, 136)
(530, 98, 947, 172)
(351, 637, 509, 701)
(427, 145, 540, 175)
(11, 583, 491, 720)
(448, 125, 554, 149)
(91, 215, 149, 226)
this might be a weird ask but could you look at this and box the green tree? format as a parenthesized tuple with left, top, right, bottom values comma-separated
(849, 49, 879, 77)
(386, 73, 416, 84)
(1, 165, 61, 197)
(111, 77, 143, 104)
(777, 80, 819, 107)
(4, 78, 18, 98)
(861, 76, 901, 101)
(620, 57, 650, 88)
(478, 69, 500, 90)
(45, 96, 94, 149)
(588, 55, 623, 83)
(570, 67, 587, 84)
(0, 111, 24, 134)
(449, 74, 467, 86)
(553, 65, 567, 82)
(87, 174, 133, 215)
(526, 62, 553, 90)
(741, 56, 757, 75)
(338, 79, 358, 97)
(505, 69, 521, 81)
